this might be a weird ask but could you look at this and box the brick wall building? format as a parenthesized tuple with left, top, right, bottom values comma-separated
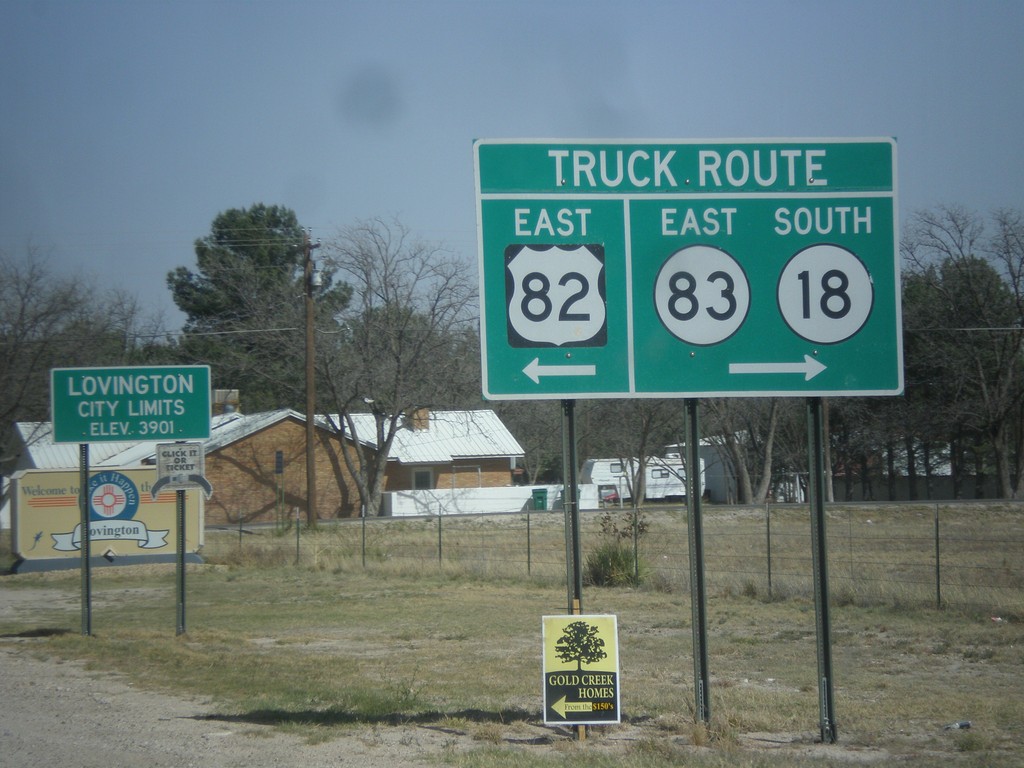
(203, 408, 523, 525)
(204, 412, 361, 525)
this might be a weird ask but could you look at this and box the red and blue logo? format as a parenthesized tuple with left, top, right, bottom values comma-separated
(88, 471, 140, 521)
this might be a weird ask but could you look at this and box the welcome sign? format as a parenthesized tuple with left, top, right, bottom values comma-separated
(10, 467, 203, 571)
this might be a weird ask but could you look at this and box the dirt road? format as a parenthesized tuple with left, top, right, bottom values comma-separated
(0, 641, 504, 768)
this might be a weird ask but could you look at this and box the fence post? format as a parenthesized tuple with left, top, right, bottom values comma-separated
(438, 510, 443, 566)
(526, 506, 532, 576)
(848, 507, 854, 585)
(934, 504, 942, 610)
(766, 502, 773, 601)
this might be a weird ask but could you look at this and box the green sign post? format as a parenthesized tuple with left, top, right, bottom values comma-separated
(474, 138, 901, 400)
(51, 365, 212, 443)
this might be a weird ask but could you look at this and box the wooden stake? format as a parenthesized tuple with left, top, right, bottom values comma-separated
(571, 599, 586, 741)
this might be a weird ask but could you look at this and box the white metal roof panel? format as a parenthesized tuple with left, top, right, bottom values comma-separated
(12, 409, 521, 471)
(339, 410, 523, 465)
(14, 422, 157, 469)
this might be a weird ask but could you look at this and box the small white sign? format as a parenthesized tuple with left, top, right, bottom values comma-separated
(153, 442, 212, 498)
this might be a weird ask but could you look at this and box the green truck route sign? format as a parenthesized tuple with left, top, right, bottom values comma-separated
(51, 365, 212, 443)
(474, 138, 902, 399)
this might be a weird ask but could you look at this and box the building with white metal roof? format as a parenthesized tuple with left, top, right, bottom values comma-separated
(4, 408, 525, 526)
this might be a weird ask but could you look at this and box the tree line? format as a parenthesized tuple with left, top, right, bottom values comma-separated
(3, 204, 1023, 512)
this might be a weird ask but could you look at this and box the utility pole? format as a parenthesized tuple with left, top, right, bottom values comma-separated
(304, 231, 321, 529)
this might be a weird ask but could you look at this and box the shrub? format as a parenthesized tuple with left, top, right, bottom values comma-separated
(585, 541, 645, 587)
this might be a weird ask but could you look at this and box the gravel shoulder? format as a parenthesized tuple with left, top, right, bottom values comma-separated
(0, 641, 507, 768)
(0, 581, 574, 767)
(0, 639, 897, 767)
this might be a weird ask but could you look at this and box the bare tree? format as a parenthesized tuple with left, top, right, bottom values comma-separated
(494, 400, 561, 483)
(1, 250, 81, 438)
(1, 248, 167, 471)
(319, 218, 478, 516)
(902, 206, 1024, 498)
(702, 397, 783, 504)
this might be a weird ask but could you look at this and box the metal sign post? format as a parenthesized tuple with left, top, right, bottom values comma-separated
(808, 397, 838, 743)
(79, 444, 91, 636)
(153, 441, 212, 637)
(176, 489, 186, 636)
(684, 400, 711, 724)
(476, 138, 901, 742)
(561, 399, 583, 615)
(52, 365, 211, 638)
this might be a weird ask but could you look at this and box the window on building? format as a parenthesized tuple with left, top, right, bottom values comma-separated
(413, 469, 433, 490)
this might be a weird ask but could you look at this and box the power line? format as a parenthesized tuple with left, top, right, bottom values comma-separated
(4, 326, 303, 345)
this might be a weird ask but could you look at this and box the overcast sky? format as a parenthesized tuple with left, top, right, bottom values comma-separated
(2, 0, 1022, 326)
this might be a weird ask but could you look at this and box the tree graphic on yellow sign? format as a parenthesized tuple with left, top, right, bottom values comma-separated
(554, 620, 607, 670)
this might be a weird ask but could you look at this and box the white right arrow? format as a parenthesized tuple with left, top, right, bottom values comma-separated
(729, 355, 827, 381)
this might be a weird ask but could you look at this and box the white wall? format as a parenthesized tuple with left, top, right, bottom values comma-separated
(381, 484, 604, 517)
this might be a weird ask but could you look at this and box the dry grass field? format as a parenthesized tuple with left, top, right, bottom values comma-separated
(204, 502, 1024, 615)
(1, 503, 1022, 766)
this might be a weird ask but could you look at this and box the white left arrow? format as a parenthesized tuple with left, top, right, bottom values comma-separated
(524, 358, 597, 384)
(729, 355, 827, 381)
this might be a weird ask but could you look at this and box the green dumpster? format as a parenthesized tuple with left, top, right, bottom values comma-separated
(531, 488, 548, 511)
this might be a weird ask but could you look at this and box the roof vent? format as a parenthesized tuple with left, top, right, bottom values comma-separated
(406, 408, 430, 430)
(213, 389, 240, 415)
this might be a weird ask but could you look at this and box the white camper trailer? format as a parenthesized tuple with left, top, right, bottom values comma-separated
(579, 455, 704, 502)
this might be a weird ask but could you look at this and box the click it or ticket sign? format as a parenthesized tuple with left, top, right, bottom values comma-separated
(474, 138, 902, 400)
